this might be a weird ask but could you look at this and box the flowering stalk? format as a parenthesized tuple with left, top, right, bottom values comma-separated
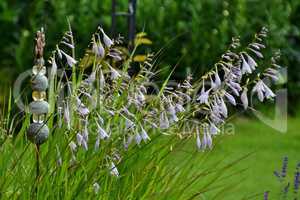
(42, 26, 281, 175)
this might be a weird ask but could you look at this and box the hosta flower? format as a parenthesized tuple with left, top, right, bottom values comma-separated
(227, 80, 242, 96)
(61, 51, 77, 67)
(82, 126, 89, 142)
(100, 28, 114, 48)
(50, 57, 57, 78)
(92, 39, 105, 57)
(167, 103, 178, 123)
(201, 132, 207, 149)
(264, 83, 276, 99)
(140, 128, 150, 142)
(241, 54, 252, 74)
(110, 162, 119, 177)
(210, 75, 217, 90)
(97, 124, 109, 139)
(214, 71, 222, 88)
(209, 123, 219, 135)
(219, 97, 228, 118)
(125, 118, 135, 129)
(224, 92, 236, 106)
(81, 139, 88, 151)
(252, 80, 275, 102)
(109, 66, 121, 80)
(159, 111, 169, 129)
(246, 54, 257, 70)
(76, 133, 83, 146)
(77, 102, 90, 116)
(197, 83, 210, 104)
(241, 88, 248, 109)
(175, 103, 185, 112)
(135, 133, 142, 145)
(69, 141, 77, 152)
(204, 127, 213, 149)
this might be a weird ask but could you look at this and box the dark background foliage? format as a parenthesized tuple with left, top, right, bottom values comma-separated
(0, 0, 299, 112)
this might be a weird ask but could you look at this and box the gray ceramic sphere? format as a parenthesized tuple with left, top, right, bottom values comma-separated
(27, 123, 49, 145)
(31, 74, 48, 91)
(29, 101, 49, 114)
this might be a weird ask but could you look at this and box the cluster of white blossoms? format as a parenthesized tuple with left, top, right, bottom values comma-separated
(43, 26, 280, 176)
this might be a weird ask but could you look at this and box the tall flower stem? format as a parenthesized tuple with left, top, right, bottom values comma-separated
(35, 144, 40, 196)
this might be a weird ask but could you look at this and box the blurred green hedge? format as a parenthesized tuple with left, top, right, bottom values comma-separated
(0, 0, 299, 111)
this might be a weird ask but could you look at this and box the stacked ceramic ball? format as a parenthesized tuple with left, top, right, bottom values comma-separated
(27, 57, 49, 145)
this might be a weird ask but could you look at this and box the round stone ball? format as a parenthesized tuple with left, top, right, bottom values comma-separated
(31, 74, 48, 91)
(27, 123, 49, 145)
(29, 101, 49, 115)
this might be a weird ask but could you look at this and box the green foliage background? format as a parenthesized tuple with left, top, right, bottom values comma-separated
(0, 0, 299, 109)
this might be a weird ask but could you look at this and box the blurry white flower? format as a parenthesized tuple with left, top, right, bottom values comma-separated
(64, 101, 71, 130)
(252, 80, 275, 102)
(125, 118, 135, 129)
(214, 71, 221, 88)
(69, 141, 77, 152)
(61, 51, 77, 67)
(135, 133, 142, 145)
(241, 54, 252, 74)
(140, 128, 150, 142)
(110, 66, 121, 80)
(97, 124, 109, 139)
(76, 133, 83, 146)
(50, 56, 57, 78)
(197, 83, 210, 104)
(93, 182, 100, 194)
(159, 111, 169, 129)
(100, 28, 114, 48)
(92, 40, 105, 57)
(175, 103, 185, 112)
(167, 103, 178, 123)
(241, 88, 248, 109)
(110, 162, 119, 177)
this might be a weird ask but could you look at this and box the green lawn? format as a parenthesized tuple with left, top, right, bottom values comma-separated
(202, 117, 299, 199)
(164, 117, 299, 199)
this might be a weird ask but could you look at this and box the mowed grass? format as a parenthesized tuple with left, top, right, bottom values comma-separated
(206, 117, 299, 199)
(165, 117, 299, 199)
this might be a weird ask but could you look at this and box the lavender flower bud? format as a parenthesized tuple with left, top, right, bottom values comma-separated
(224, 92, 236, 106)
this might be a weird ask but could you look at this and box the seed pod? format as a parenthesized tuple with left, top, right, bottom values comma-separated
(29, 101, 49, 114)
(27, 122, 49, 145)
(31, 74, 48, 91)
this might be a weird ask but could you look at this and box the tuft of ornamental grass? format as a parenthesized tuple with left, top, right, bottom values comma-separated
(0, 24, 282, 199)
